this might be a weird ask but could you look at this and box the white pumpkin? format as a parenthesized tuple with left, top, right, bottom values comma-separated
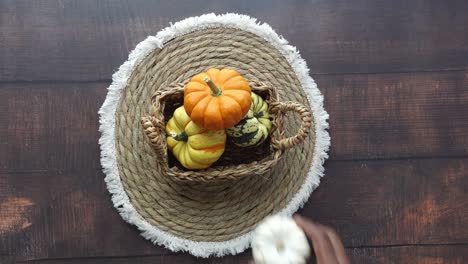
(252, 215, 310, 264)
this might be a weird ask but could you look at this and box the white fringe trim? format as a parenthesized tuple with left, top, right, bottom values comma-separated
(98, 13, 330, 258)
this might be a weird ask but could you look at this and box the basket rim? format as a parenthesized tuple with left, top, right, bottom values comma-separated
(143, 80, 290, 182)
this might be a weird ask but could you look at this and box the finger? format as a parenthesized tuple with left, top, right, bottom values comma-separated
(313, 232, 340, 264)
(293, 215, 321, 238)
(323, 227, 350, 264)
(293, 215, 339, 264)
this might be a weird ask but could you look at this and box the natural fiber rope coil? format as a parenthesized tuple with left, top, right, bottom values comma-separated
(113, 27, 316, 242)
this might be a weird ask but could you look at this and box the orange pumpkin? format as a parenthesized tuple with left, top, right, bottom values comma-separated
(184, 68, 252, 130)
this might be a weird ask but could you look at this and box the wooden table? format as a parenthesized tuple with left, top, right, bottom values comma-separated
(1, 1, 467, 263)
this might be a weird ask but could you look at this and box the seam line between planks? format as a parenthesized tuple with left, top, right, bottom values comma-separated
(0, 68, 467, 85)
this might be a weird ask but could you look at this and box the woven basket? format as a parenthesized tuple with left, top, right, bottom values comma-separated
(141, 80, 313, 183)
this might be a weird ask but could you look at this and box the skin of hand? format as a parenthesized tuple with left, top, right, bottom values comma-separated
(249, 215, 350, 264)
(293, 215, 350, 264)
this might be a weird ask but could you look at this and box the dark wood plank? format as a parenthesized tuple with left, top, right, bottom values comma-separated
(0, 83, 106, 172)
(1, 158, 467, 259)
(1, 71, 467, 173)
(11, 252, 252, 264)
(8, 245, 468, 263)
(301, 158, 468, 246)
(348, 245, 468, 264)
(319, 70, 468, 160)
(0, 170, 171, 260)
(1, 0, 468, 81)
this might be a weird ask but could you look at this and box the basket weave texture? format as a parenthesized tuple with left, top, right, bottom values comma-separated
(114, 27, 317, 242)
(141, 81, 313, 183)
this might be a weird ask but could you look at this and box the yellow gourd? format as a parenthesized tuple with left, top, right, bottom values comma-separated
(166, 106, 226, 170)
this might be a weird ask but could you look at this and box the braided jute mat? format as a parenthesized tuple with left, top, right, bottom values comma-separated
(99, 13, 330, 257)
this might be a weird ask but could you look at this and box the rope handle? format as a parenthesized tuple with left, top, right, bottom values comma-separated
(141, 115, 168, 163)
(140, 83, 186, 165)
(270, 101, 313, 150)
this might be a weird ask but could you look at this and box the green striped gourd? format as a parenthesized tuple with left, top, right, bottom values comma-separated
(227, 92, 272, 147)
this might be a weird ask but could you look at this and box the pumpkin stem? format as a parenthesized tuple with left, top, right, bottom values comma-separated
(275, 240, 285, 252)
(204, 77, 222, 96)
(254, 111, 264, 119)
(173, 131, 188, 142)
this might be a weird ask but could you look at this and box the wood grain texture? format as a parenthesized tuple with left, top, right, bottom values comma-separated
(1, 0, 468, 81)
(1, 0, 467, 262)
(0, 83, 106, 172)
(0, 170, 171, 260)
(319, 70, 468, 160)
(9, 252, 252, 264)
(301, 158, 468, 246)
(1, 158, 466, 259)
(349, 245, 468, 264)
(1, 71, 467, 173)
(6, 246, 468, 263)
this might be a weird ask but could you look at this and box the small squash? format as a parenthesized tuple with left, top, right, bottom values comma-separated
(252, 215, 310, 264)
(166, 106, 226, 170)
(184, 68, 252, 130)
(227, 92, 272, 147)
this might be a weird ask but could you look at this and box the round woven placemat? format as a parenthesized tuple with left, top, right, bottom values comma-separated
(100, 13, 329, 257)
(115, 27, 314, 242)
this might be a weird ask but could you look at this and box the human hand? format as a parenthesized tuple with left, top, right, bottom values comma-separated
(293, 215, 350, 264)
